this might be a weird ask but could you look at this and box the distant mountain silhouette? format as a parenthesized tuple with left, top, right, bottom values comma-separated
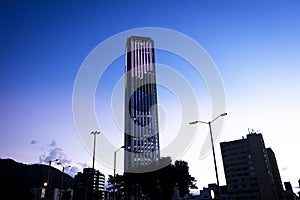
(0, 158, 74, 199)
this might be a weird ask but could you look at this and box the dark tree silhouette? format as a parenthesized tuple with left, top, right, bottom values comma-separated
(140, 158, 175, 199)
(174, 160, 198, 198)
(107, 174, 125, 199)
(61, 190, 72, 200)
(121, 158, 197, 199)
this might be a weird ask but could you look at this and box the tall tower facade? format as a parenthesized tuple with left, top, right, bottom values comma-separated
(124, 36, 160, 172)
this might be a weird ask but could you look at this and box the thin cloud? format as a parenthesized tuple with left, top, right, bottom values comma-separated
(67, 162, 89, 178)
(30, 140, 38, 144)
(68, 166, 81, 177)
(282, 167, 288, 171)
(77, 162, 89, 169)
(38, 140, 85, 178)
(39, 140, 71, 165)
(49, 140, 57, 147)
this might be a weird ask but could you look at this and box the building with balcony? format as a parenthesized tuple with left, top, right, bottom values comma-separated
(73, 168, 105, 200)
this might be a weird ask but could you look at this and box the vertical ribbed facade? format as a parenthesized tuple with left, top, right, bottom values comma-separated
(124, 36, 160, 172)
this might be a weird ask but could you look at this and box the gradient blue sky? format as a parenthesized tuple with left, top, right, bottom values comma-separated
(1, 0, 300, 192)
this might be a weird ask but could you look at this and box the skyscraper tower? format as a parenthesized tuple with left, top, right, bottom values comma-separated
(124, 36, 160, 173)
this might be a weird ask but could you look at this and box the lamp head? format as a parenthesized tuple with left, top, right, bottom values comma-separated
(220, 113, 227, 116)
(91, 131, 100, 135)
(189, 121, 198, 125)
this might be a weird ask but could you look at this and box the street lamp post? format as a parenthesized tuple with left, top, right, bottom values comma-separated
(46, 159, 60, 200)
(113, 146, 124, 200)
(91, 131, 100, 169)
(59, 165, 71, 200)
(189, 112, 227, 199)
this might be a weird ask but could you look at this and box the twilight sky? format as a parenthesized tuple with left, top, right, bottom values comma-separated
(1, 0, 300, 192)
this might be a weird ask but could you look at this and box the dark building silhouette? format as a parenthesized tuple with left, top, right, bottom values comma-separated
(199, 183, 229, 199)
(285, 182, 294, 192)
(266, 148, 285, 199)
(284, 182, 299, 200)
(124, 36, 160, 173)
(220, 132, 284, 200)
(73, 168, 105, 200)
